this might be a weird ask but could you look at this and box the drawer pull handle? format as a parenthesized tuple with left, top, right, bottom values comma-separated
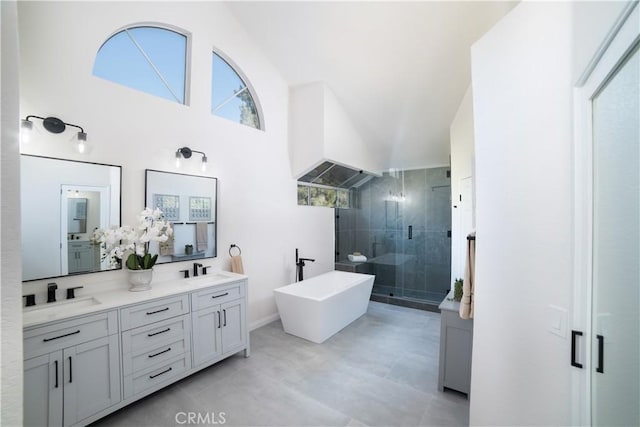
(146, 307, 170, 315)
(43, 330, 80, 342)
(54, 360, 59, 388)
(212, 293, 229, 299)
(148, 347, 172, 358)
(149, 367, 172, 379)
(148, 328, 171, 337)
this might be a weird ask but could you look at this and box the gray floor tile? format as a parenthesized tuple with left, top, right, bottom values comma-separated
(90, 301, 468, 427)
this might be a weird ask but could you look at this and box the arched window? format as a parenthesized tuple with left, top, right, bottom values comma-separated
(93, 25, 189, 104)
(211, 52, 262, 130)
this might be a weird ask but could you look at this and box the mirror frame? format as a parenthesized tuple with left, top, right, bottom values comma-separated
(21, 154, 122, 282)
(144, 169, 218, 263)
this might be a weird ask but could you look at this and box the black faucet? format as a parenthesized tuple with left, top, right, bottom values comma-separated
(193, 263, 203, 277)
(47, 283, 58, 303)
(295, 248, 315, 282)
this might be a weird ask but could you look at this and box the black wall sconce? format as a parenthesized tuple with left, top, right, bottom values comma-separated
(21, 115, 88, 153)
(175, 146, 208, 171)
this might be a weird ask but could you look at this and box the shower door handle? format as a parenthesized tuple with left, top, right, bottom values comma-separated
(408, 225, 413, 240)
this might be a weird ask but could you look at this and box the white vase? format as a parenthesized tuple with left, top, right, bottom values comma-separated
(127, 268, 153, 292)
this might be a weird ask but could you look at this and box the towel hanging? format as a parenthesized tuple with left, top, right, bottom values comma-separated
(229, 244, 244, 274)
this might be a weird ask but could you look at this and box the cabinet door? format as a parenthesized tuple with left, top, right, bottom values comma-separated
(221, 300, 246, 354)
(75, 247, 94, 272)
(63, 335, 121, 426)
(24, 352, 63, 427)
(192, 305, 222, 366)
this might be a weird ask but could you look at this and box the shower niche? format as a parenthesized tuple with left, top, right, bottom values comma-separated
(335, 166, 452, 306)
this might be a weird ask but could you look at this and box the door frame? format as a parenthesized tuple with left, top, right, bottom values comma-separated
(572, 2, 639, 425)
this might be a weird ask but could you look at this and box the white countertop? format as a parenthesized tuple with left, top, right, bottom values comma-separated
(438, 290, 460, 312)
(23, 270, 247, 329)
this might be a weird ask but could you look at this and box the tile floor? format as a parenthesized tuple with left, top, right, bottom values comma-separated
(92, 301, 469, 427)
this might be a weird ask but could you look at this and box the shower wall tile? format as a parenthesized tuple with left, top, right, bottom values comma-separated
(403, 169, 427, 232)
(336, 166, 451, 303)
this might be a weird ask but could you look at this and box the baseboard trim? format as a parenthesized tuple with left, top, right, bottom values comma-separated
(250, 312, 280, 331)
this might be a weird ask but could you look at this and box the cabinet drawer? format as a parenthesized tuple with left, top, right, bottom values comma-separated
(24, 311, 117, 359)
(123, 334, 190, 376)
(123, 353, 191, 398)
(120, 295, 189, 331)
(191, 282, 244, 311)
(122, 314, 190, 355)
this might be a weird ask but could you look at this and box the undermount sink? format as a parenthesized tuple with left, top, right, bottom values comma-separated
(24, 296, 101, 315)
(187, 272, 233, 286)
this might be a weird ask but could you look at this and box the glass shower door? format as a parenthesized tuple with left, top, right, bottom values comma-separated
(591, 42, 639, 426)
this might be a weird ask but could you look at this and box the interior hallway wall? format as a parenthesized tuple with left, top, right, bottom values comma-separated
(449, 85, 475, 286)
(470, 1, 629, 425)
(17, 1, 334, 330)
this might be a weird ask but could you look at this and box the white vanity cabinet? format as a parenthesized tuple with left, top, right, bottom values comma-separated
(23, 273, 250, 426)
(192, 281, 248, 367)
(67, 241, 99, 274)
(23, 311, 121, 427)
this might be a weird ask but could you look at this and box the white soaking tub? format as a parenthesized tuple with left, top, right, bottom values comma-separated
(273, 270, 375, 343)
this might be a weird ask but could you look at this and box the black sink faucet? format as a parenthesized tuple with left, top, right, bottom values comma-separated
(295, 248, 315, 282)
(47, 283, 58, 303)
(193, 263, 203, 277)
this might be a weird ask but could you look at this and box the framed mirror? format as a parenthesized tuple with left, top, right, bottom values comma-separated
(145, 169, 217, 263)
(21, 155, 122, 281)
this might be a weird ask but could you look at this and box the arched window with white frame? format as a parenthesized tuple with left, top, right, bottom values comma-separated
(93, 25, 190, 105)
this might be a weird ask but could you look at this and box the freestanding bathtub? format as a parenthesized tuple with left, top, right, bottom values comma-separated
(273, 270, 375, 343)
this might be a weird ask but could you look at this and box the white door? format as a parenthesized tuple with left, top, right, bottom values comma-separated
(590, 39, 639, 427)
(574, 4, 639, 426)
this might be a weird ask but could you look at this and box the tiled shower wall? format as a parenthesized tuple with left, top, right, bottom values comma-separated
(336, 167, 451, 303)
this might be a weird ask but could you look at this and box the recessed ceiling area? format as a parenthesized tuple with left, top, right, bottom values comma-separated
(226, 1, 516, 171)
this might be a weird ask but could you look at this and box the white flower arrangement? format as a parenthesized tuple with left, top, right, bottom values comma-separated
(93, 207, 173, 270)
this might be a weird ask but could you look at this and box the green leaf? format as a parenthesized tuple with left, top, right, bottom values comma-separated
(125, 253, 139, 270)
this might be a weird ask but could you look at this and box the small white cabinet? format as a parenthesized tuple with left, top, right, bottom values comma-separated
(67, 241, 99, 274)
(23, 311, 120, 427)
(438, 292, 473, 396)
(192, 282, 248, 367)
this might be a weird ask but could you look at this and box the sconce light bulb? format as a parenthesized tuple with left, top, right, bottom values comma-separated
(175, 152, 181, 168)
(201, 155, 208, 172)
(76, 132, 87, 154)
(20, 119, 33, 145)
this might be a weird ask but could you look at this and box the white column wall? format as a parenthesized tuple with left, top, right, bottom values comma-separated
(469, 1, 629, 425)
(1, 1, 24, 425)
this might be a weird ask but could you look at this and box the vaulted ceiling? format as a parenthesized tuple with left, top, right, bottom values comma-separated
(227, 1, 516, 171)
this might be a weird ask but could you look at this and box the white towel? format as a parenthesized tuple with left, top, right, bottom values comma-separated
(196, 222, 208, 252)
(460, 232, 475, 319)
(348, 254, 367, 262)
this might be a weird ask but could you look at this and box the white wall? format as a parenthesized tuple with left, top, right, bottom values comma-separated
(289, 82, 379, 177)
(449, 85, 475, 285)
(469, 1, 628, 425)
(1, 1, 24, 425)
(17, 1, 334, 329)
